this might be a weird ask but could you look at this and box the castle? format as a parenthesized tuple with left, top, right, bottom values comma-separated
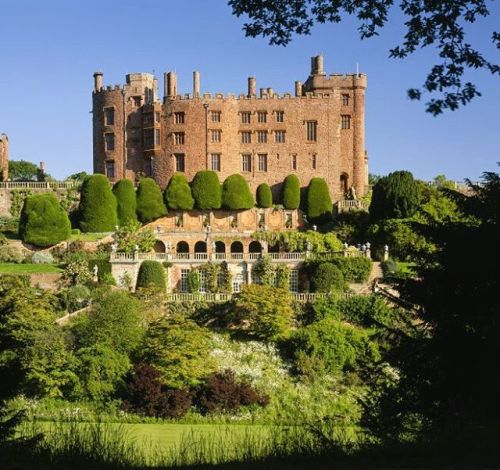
(0, 133, 8, 181)
(92, 55, 368, 202)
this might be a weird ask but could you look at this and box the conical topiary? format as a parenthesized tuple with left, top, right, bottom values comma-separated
(221, 174, 254, 210)
(164, 173, 194, 210)
(136, 178, 167, 223)
(113, 179, 137, 226)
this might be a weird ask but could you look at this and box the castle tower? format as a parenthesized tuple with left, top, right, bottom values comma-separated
(0, 133, 8, 181)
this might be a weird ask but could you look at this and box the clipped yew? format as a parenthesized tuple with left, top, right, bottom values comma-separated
(222, 174, 254, 210)
(164, 173, 194, 210)
(19, 193, 71, 247)
(306, 177, 332, 222)
(136, 260, 166, 290)
(282, 174, 300, 209)
(191, 171, 222, 210)
(256, 183, 273, 208)
(113, 179, 137, 226)
(136, 178, 167, 223)
(79, 174, 118, 232)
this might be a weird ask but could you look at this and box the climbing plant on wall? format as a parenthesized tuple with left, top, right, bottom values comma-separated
(9, 189, 32, 217)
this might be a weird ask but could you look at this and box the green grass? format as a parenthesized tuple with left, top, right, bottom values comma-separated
(0, 263, 62, 273)
(396, 261, 416, 274)
(70, 232, 111, 242)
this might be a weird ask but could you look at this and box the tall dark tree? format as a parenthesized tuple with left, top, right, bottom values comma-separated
(229, 0, 500, 114)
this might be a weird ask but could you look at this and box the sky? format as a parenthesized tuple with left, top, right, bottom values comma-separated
(0, 0, 499, 182)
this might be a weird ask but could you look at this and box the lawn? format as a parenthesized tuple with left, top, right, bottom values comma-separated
(0, 263, 62, 273)
(70, 232, 112, 242)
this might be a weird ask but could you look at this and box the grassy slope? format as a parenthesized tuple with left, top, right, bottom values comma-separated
(0, 263, 62, 273)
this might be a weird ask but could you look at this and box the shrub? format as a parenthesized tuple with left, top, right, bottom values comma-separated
(71, 228, 80, 235)
(117, 221, 156, 253)
(221, 174, 254, 210)
(311, 263, 346, 293)
(31, 251, 55, 264)
(62, 259, 93, 286)
(18, 193, 71, 247)
(332, 256, 373, 283)
(112, 179, 138, 226)
(136, 178, 167, 223)
(338, 295, 393, 328)
(306, 177, 332, 222)
(136, 260, 166, 290)
(282, 174, 300, 209)
(195, 369, 269, 415)
(164, 173, 194, 210)
(0, 233, 7, 245)
(58, 285, 92, 313)
(187, 270, 202, 293)
(0, 246, 24, 263)
(256, 183, 273, 208)
(88, 258, 112, 283)
(191, 171, 222, 210)
(78, 174, 118, 232)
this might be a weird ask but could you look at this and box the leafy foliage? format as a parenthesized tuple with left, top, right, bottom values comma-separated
(78, 174, 118, 232)
(256, 183, 273, 208)
(306, 177, 332, 222)
(136, 261, 166, 291)
(61, 259, 92, 286)
(191, 171, 222, 210)
(253, 230, 343, 253)
(135, 178, 167, 223)
(164, 173, 195, 211)
(112, 179, 138, 226)
(330, 256, 373, 283)
(18, 193, 71, 247)
(282, 174, 300, 210)
(117, 221, 156, 253)
(7, 160, 38, 181)
(221, 174, 254, 210)
(310, 262, 346, 293)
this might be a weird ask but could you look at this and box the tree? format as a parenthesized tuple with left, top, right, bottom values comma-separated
(142, 315, 215, 389)
(282, 174, 300, 209)
(164, 173, 195, 210)
(191, 171, 222, 210)
(117, 221, 156, 253)
(310, 262, 346, 293)
(113, 179, 138, 226)
(369, 171, 422, 221)
(232, 284, 294, 341)
(78, 174, 118, 232)
(136, 178, 167, 223)
(229, 0, 500, 114)
(256, 183, 273, 208)
(7, 160, 38, 181)
(136, 260, 166, 291)
(66, 171, 88, 183)
(221, 174, 254, 210)
(18, 193, 71, 247)
(306, 177, 332, 222)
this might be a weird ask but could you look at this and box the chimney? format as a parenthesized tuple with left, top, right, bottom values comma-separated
(295, 81, 303, 97)
(260, 88, 268, 98)
(248, 77, 256, 97)
(267, 88, 274, 97)
(166, 72, 177, 97)
(163, 72, 168, 99)
(310, 55, 324, 75)
(193, 71, 200, 97)
(93, 72, 103, 92)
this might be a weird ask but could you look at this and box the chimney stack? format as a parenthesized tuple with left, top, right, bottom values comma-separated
(248, 77, 256, 97)
(259, 88, 268, 98)
(93, 72, 103, 92)
(193, 71, 200, 97)
(165, 72, 177, 97)
(295, 81, 303, 97)
(310, 55, 324, 75)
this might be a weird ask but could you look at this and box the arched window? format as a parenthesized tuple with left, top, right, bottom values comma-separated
(176, 241, 189, 253)
(249, 241, 263, 253)
(268, 243, 280, 253)
(230, 241, 243, 253)
(194, 241, 207, 253)
(215, 241, 226, 253)
(340, 173, 349, 195)
(153, 240, 166, 253)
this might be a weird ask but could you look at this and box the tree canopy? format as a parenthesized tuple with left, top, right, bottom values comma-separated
(229, 0, 500, 114)
(7, 160, 39, 181)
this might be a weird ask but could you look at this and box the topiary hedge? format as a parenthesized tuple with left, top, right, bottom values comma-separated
(256, 183, 273, 208)
(78, 174, 118, 232)
(191, 171, 222, 210)
(136, 260, 166, 290)
(310, 262, 346, 293)
(221, 174, 254, 210)
(282, 174, 300, 209)
(113, 179, 137, 226)
(306, 177, 332, 222)
(332, 256, 373, 283)
(18, 193, 71, 247)
(164, 173, 195, 210)
(136, 178, 167, 223)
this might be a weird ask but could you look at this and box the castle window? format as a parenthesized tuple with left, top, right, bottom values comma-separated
(174, 132, 185, 145)
(312, 154, 317, 169)
(341, 115, 351, 129)
(180, 269, 189, 292)
(143, 113, 154, 126)
(275, 111, 284, 122)
(258, 154, 267, 172)
(342, 94, 350, 106)
(105, 133, 115, 151)
(104, 107, 114, 126)
(174, 112, 185, 124)
(242, 154, 252, 172)
(257, 131, 267, 143)
(145, 158, 153, 176)
(306, 121, 317, 142)
(155, 129, 161, 146)
(143, 129, 154, 149)
(105, 161, 115, 178)
(132, 96, 141, 107)
(211, 129, 222, 143)
(291, 154, 297, 170)
(289, 269, 299, 292)
(211, 153, 221, 171)
(155, 112, 161, 122)
(257, 111, 267, 123)
(175, 153, 185, 172)
(275, 131, 286, 143)
(241, 131, 252, 144)
(211, 111, 221, 123)
(241, 112, 251, 124)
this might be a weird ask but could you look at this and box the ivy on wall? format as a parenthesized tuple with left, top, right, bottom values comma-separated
(252, 230, 343, 253)
(9, 189, 32, 217)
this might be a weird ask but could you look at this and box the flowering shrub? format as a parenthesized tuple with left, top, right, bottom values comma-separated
(31, 251, 55, 264)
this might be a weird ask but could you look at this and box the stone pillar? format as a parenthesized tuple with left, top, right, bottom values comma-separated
(248, 77, 256, 97)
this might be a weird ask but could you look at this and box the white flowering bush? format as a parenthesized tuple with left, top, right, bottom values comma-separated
(32, 251, 55, 264)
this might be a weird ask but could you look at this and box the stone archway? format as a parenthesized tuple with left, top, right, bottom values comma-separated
(215, 241, 226, 253)
(230, 241, 243, 253)
(340, 173, 349, 195)
(249, 241, 263, 253)
(194, 241, 207, 253)
(176, 241, 189, 253)
(153, 240, 166, 253)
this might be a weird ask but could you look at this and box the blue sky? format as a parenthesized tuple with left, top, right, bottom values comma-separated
(1, 0, 498, 181)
